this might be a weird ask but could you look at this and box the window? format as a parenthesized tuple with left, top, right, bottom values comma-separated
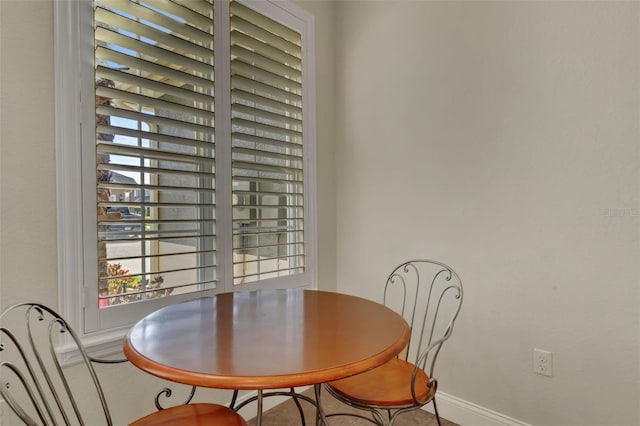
(55, 0, 316, 355)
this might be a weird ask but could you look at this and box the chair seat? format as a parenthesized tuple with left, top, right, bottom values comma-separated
(327, 358, 431, 407)
(129, 403, 247, 426)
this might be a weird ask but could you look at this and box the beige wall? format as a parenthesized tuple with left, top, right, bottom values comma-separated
(0, 0, 58, 308)
(334, 1, 639, 425)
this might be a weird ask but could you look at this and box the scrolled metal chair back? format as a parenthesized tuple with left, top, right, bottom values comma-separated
(0, 302, 113, 425)
(383, 260, 463, 379)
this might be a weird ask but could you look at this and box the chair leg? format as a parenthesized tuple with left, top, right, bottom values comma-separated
(290, 387, 306, 426)
(256, 389, 263, 425)
(314, 384, 327, 426)
(432, 397, 442, 426)
(230, 389, 239, 409)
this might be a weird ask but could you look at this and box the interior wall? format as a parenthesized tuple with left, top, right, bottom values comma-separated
(0, 0, 336, 422)
(333, 2, 639, 426)
(0, 0, 58, 309)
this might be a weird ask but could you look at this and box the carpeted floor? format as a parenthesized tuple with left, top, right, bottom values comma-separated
(246, 388, 459, 426)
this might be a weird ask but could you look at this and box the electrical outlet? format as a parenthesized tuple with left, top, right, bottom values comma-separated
(533, 348, 553, 377)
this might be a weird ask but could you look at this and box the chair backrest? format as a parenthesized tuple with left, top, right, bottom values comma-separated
(383, 260, 463, 378)
(0, 302, 114, 425)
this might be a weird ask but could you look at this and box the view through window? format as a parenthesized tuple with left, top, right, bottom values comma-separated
(94, 0, 307, 309)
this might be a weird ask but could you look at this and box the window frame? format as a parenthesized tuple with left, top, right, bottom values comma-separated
(55, 0, 317, 362)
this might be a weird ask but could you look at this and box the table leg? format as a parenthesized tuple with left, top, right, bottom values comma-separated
(256, 389, 263, 426)
(314, 383, 328, 426)
(233, 386, 327, 425)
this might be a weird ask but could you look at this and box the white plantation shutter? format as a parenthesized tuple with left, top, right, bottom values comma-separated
(55, 0, 314, 337)
(230, 1, 305, 284)
(94, 0, 217, 307)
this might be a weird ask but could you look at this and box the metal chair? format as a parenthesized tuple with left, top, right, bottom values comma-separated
(324, 260, 463, 426)
(0, 302, 247, 426)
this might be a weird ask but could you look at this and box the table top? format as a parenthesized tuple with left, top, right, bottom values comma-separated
(123, 289, 410, 390)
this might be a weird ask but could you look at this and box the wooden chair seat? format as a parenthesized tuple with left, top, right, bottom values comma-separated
(129, 403, 247, 426)
(328, 358, 431, 407)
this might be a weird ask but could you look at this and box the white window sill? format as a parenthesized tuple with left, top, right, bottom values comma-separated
(57, 327, 128, 366)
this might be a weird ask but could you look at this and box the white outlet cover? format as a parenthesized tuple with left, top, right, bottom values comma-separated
(533, 348, 553, 377)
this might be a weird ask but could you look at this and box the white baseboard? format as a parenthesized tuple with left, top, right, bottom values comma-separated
(423, 392, 532, 426)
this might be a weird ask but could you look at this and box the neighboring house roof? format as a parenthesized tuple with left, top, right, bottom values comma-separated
(109, 171, 137, 185)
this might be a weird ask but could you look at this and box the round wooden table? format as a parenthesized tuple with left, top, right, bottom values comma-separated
(123, 289, 410, 423)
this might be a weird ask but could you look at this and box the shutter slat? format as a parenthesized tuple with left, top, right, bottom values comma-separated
(234, 254, 304, 267)
(232, 160, 302, 175)
(232, 217, 303, 224)
(232, 104, 302, 129)
(96, 86, 215, 119)
(96, 47, 214, 90)
(172, 0, 214, 17)
(105, 248, 216, 263)
(231, 267, 304, 281)
(232, 89, 302, 117)
(230, 30, 301, 69)
(97, 142, 215, 165)
(230, 45, 301, 81)
(233, 146, 302, 163)
(95, 6, 214, 59)
(98, 163, 214, 179)
(95, 27, 213, 74)
(97, 104, 214, 136)
(97, 124, 215, 152)
(99, 0, 213, 41)
(99, 232, 217, 244)
(230, 11, 300, 53)
(131, 0, 212, 31)
(98, 182, 215, 194)
(232, 118, 302, 140)
(230, 2, 300, 42)
(232, 175, 303, 186)
(232, 132, 302, 152)
(97, 66, 214, 106)
(232, 60, 302, 93)
(232, 75, 302, 105)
